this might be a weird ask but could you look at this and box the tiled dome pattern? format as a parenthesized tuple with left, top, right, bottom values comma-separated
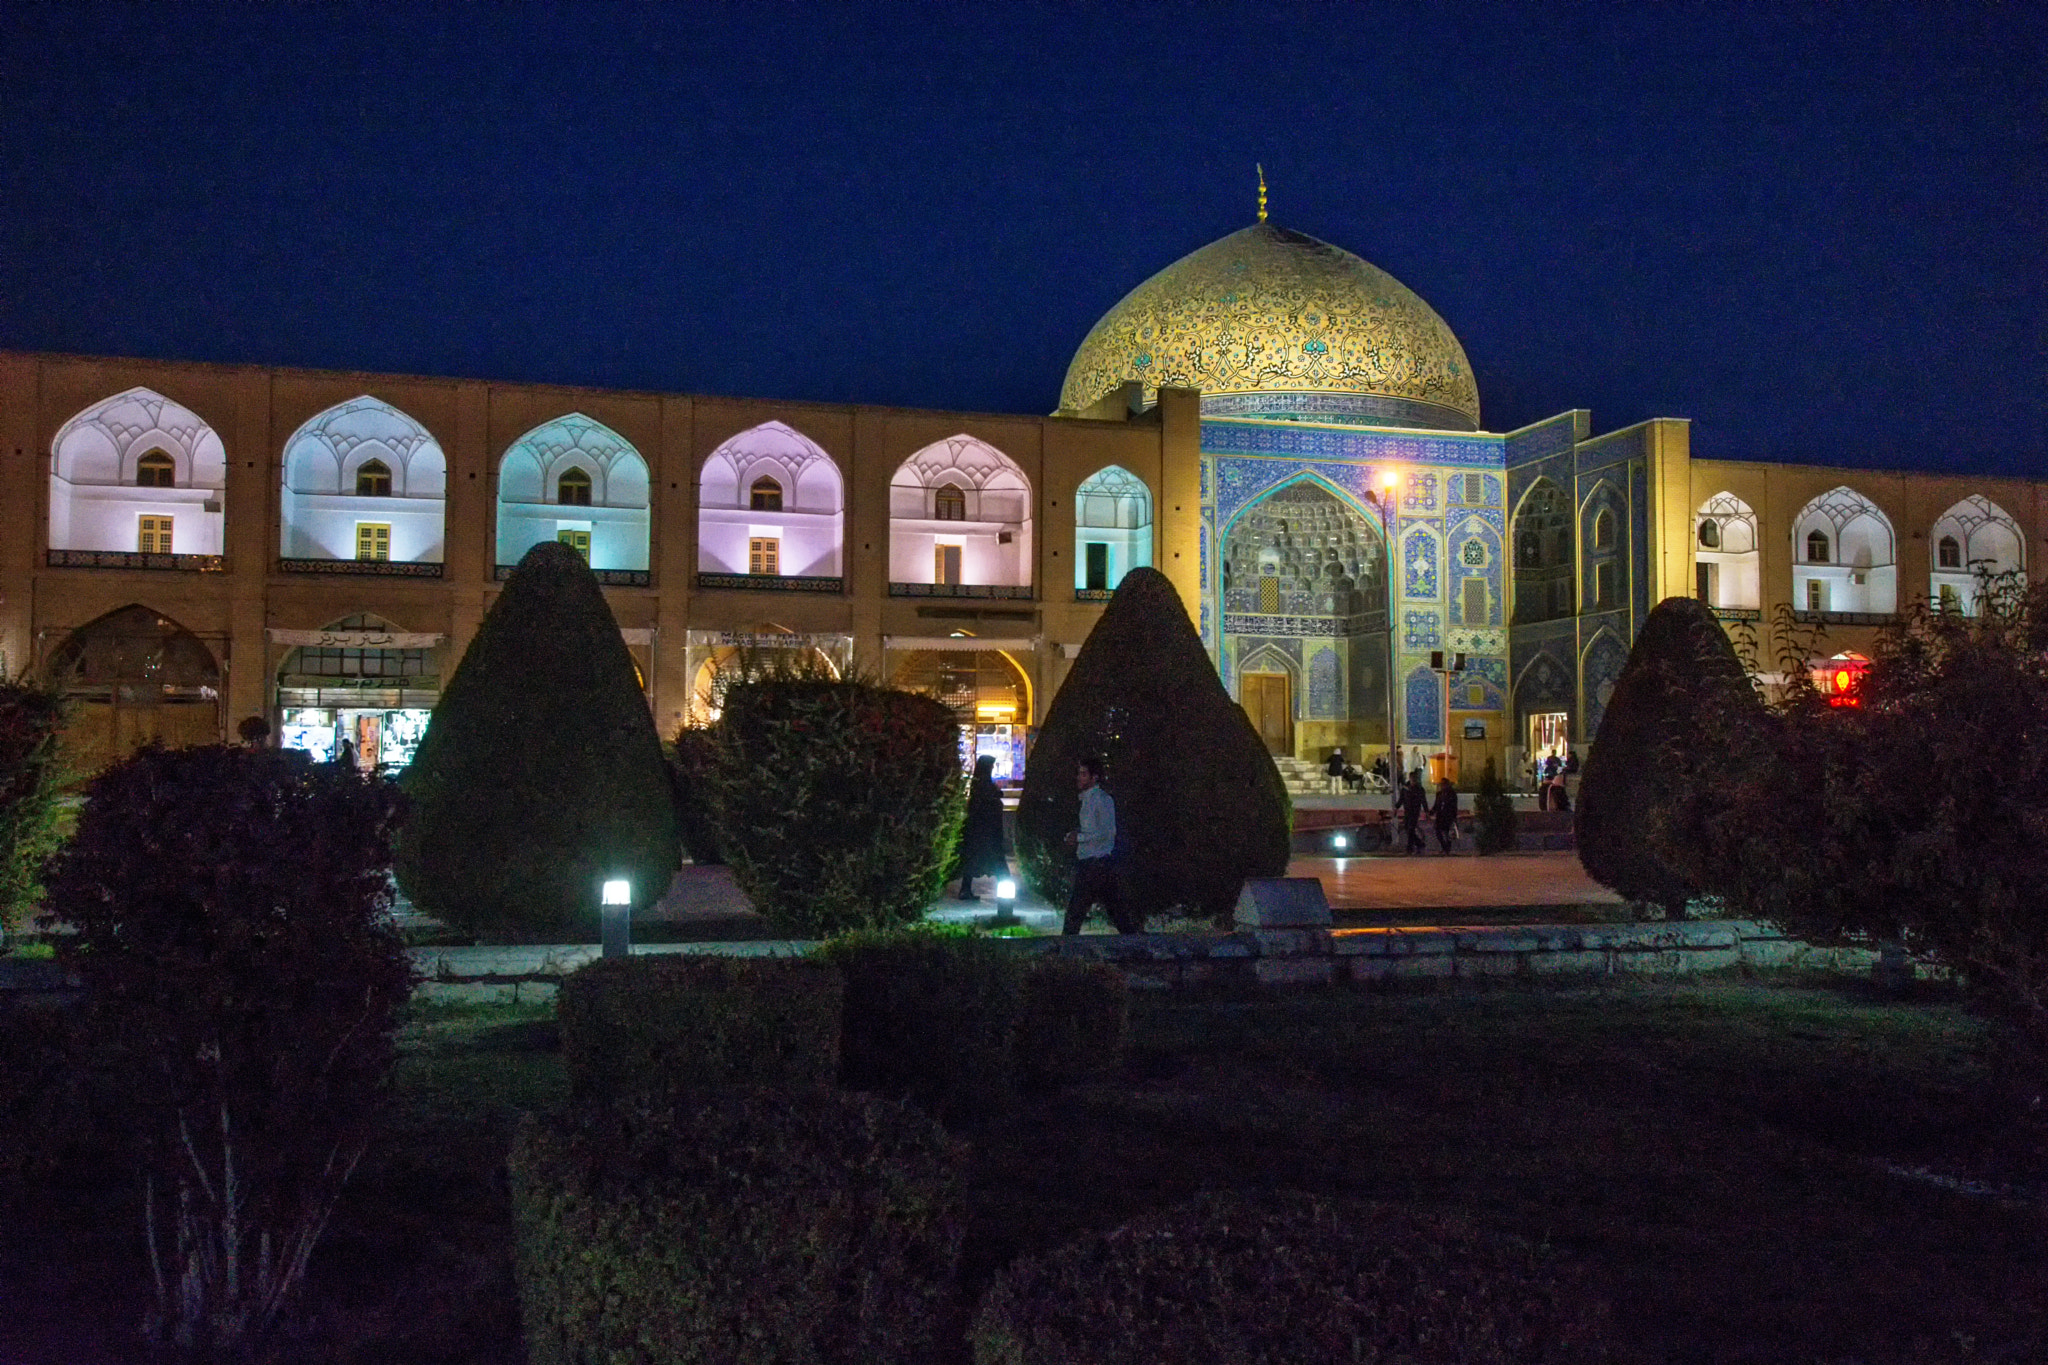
(1059, 224, 1479, 431)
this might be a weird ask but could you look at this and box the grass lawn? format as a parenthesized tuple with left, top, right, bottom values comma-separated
(6, 972, 2045, 1363)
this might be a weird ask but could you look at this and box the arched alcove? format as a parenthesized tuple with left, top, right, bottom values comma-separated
(1578, 481, 1625, 613)
(697, 421, 844, 581)
(44, 604, 221, 773)
(497, 413, 651, 575)
(1929, 495, 2024, 614)
(887, 435, 1032, 591)
(1791, 486, 1896, 615)
(1693, 491, 1761, 609)
(1072, 464, 1153, 593)
(280, 396, 446, 564)
(1510, 479, 1573, 623)
(49, 388, 228, 556)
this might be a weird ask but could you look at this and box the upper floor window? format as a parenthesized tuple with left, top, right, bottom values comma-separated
(1807, 530, 1830, 563)
(749, 476, 783, 512)
(356, 460, 392, 497)
(1697, 519, 1720, 549)
(934, 483, 967, 521)
(136, 450, 175, 488)
(138, 515, 173, 554)
(1937, 535, 1962, 569)
(557, 467, 592, 506)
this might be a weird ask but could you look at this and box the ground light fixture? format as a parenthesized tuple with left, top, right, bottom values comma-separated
(601, 878, 632, 959)
(1330, 832, 1350, 852)
(992, 877, 1019, 927)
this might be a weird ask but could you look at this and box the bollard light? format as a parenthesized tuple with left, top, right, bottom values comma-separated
(601, 878, 632, 959)
(1331, 833, 1350, 851)
(992, 877, 1019, 927)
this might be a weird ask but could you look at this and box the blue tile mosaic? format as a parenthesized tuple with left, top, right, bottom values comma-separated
(1402, 609, 1442, 650)
(1308, 647, 1340, 719)
(1404, 665, 1443, 743)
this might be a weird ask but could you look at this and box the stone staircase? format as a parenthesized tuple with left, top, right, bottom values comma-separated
(1273, 755, 1336, 799)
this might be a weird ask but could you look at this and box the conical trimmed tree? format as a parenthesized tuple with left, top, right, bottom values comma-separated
(1576, 595, 1765, 919)
(1018, 567, 1289, 924)
(395, 541, 678, 938)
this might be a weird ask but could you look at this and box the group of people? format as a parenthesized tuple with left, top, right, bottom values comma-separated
(949, 750, 1136, 936)
(1396, 769, 1461, 855)
(1533, 747, 1578, 811)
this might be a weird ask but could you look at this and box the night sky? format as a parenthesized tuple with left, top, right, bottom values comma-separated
(2, 4, 2041, 474)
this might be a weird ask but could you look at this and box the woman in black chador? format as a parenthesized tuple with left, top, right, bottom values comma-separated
(952, 754, 1010, 900)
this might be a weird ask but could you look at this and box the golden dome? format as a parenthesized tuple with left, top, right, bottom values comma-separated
(1059, 223, 1480, 431)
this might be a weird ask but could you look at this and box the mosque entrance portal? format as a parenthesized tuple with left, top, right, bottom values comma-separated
(1220, 479, 1390, 760)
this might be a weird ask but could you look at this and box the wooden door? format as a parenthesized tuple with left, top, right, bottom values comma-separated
(1241, 672, 1292, 756)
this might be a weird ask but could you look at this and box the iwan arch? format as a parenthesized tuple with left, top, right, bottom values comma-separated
(5, 209, 2045, 781)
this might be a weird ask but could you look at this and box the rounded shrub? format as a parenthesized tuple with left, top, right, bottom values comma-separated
(511, 1088, 966, 1365)
(710, 678, 963, 938)
(972, 1191, 1619, 1365)
(820, 925, 1027, 1125)
(558, 954, 843, 1104)
(396, 540, 680, 939)
(1577, 596, 1764, 918)
(1018, 568, 1289, 923)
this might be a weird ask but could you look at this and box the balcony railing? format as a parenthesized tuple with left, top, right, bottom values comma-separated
(695, 572, 843, 593)
(1793, 609, 1898, 627)
(277, 558, 444, 578)
(1709, 606, 1762, 622)
(888, 582, 1034, 600)
(47, 549, 227, 572)
(501, 565, 651, 587)
(1074, 588, 1114, 602)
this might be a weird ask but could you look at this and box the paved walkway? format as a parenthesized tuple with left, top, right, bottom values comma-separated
(644, 848, 1619, 932)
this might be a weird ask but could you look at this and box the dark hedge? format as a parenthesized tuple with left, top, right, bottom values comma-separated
(972, 1191, 1620, 1365)
(558, 955, 843, 1104)
(511, 1089, 965, 1365)
(395, 540, 679, 938)
(1017, 568, 1289, 923)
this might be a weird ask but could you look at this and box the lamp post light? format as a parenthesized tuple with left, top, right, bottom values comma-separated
(992, 876, 1019, 927)
(1364, 471, 1402, 831)
(601, 878, 632, 959)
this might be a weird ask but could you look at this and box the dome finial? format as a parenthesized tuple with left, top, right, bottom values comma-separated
(1256, 163, 1268, 223)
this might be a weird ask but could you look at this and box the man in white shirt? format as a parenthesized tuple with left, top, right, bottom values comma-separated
(1063, 755, 1134, 934)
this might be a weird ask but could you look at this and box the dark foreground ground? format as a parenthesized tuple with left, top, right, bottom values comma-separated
(5, 972, 2045, 1364)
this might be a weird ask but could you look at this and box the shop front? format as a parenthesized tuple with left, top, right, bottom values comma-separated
(271, 618, 442, 773)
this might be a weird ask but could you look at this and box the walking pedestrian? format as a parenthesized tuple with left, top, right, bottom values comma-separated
(1399, 770, 1427, 855)
(1063, 756, 1137, 935)
(1431, 776, 1460, 854)
(950, 753, 1008, 900)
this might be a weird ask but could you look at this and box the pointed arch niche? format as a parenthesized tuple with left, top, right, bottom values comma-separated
(888, 435, 1032, 593)
(1791, 486, 1895, 616)
(280, 397, 446, 567)
(1930, 495, 2024, 615)
(497, 414, 650, 577)
(1510, 479, 1573, 623)
(44, 604, 222, 774)
(697, 422, 844, 583)
(50, 388, 228, 557)
(1072, 465, 1153, 593)
(1693, 491, 1760, 610)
